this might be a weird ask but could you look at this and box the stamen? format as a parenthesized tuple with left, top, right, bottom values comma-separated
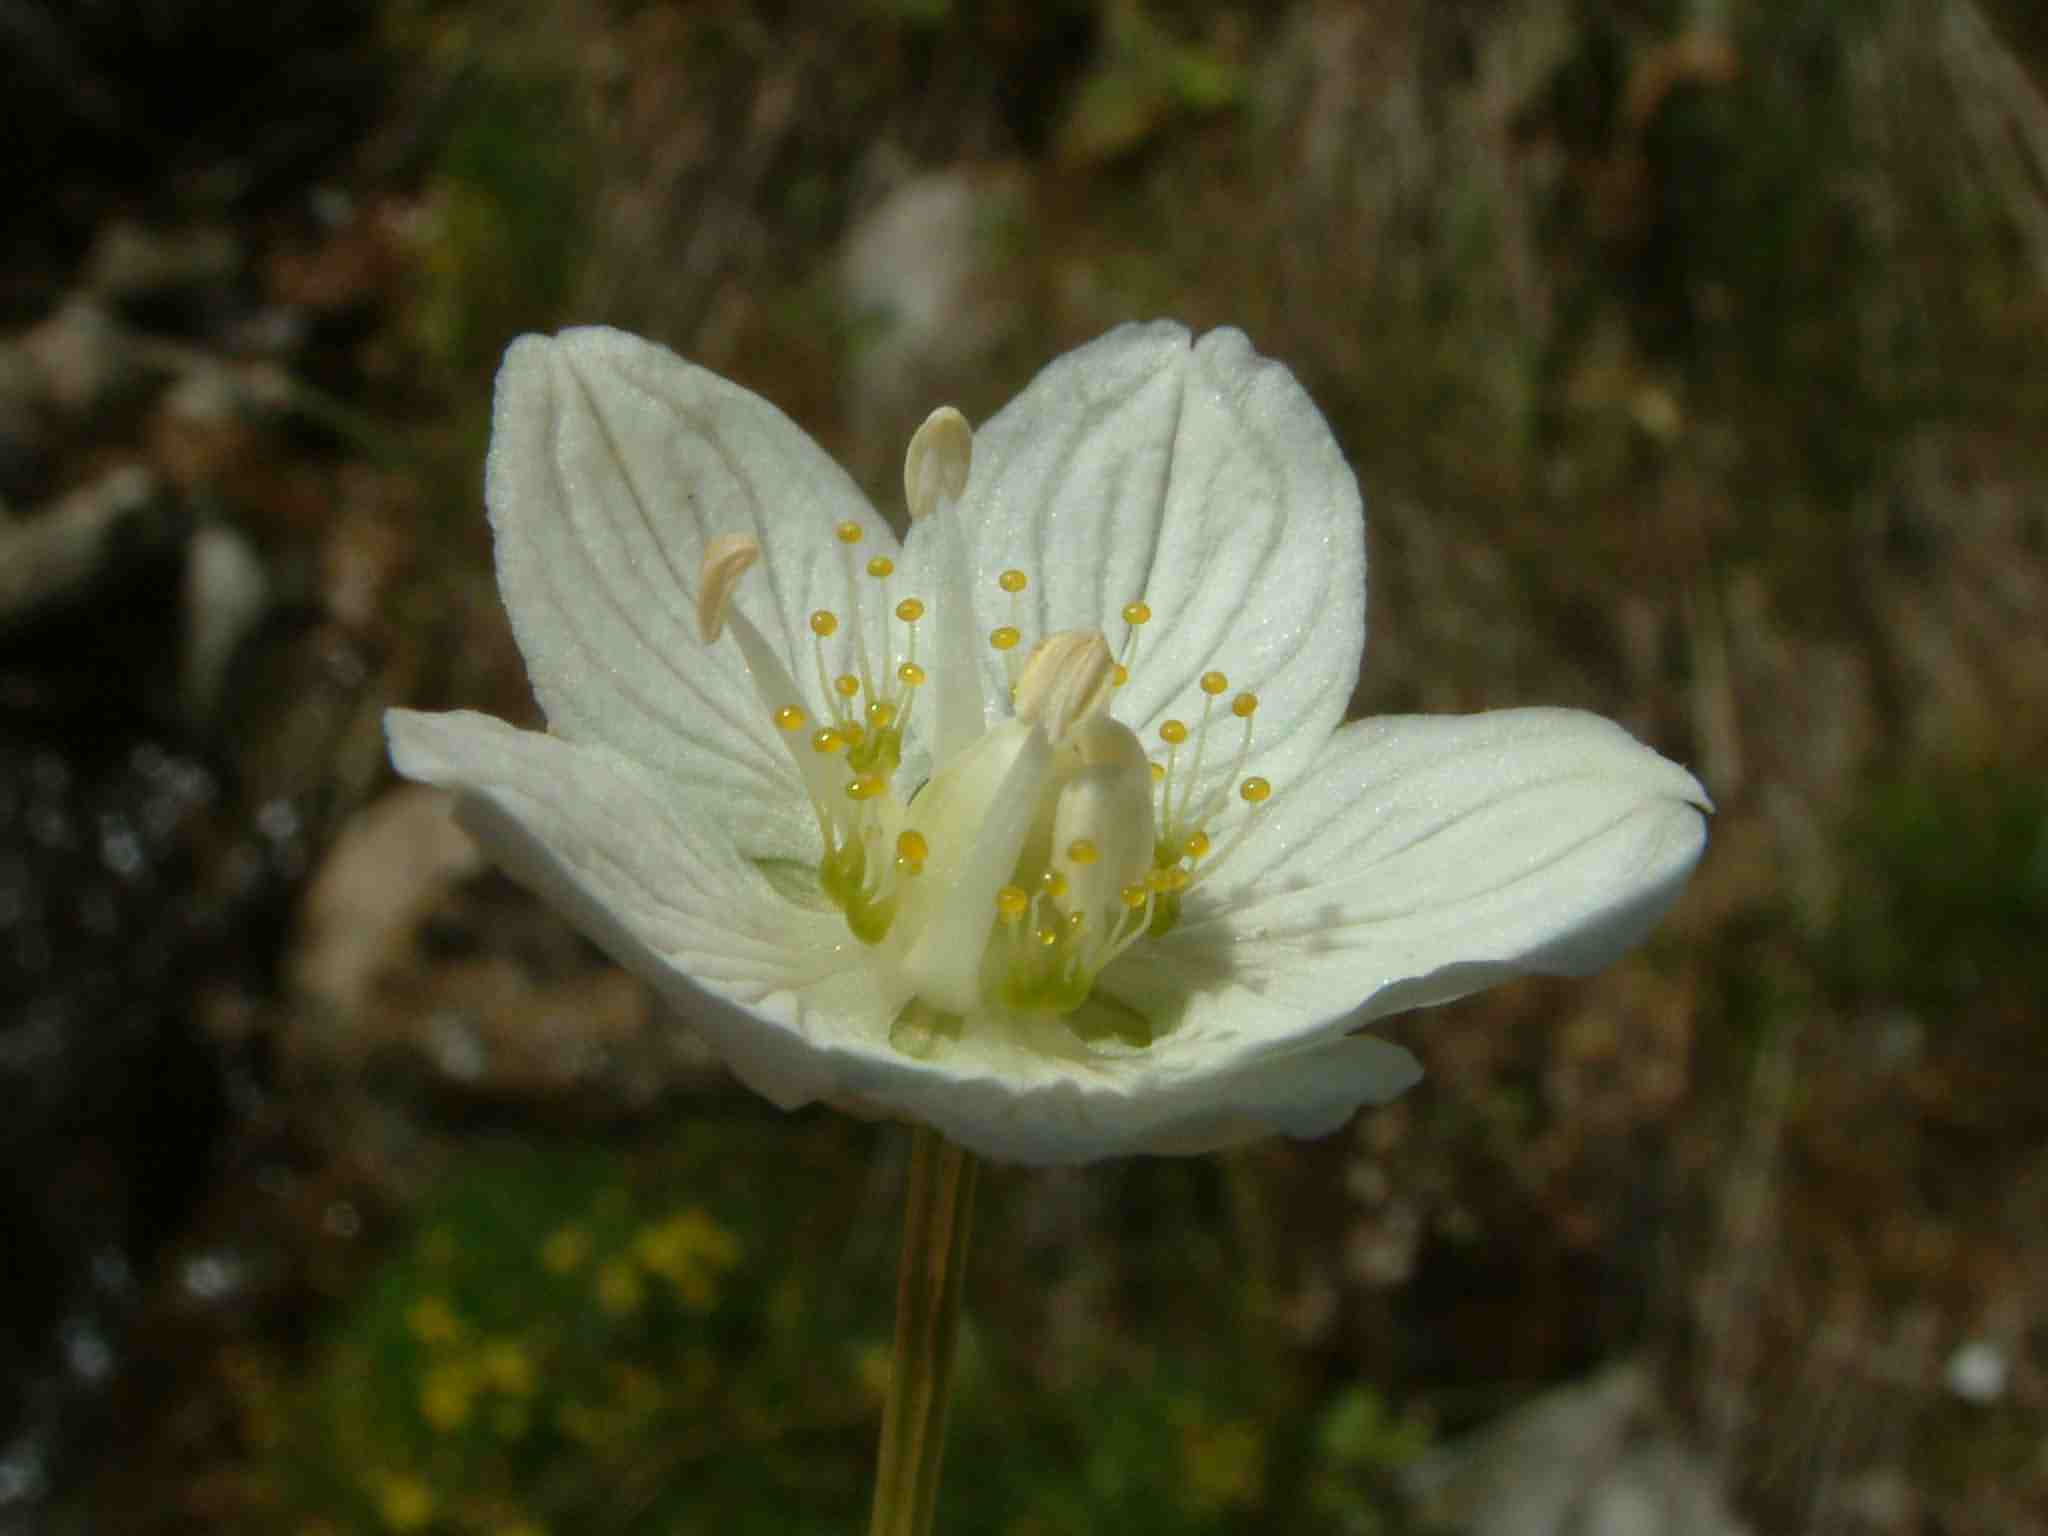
(1200, 670, 1228, 696)
(809, 610, 838, 637)
(904, 406, 973, 523)
(834, 674, 861, 699)
(1159, 719, 1188, 745)
(812, 728, 845, 755)
(774, 705, 806, 731)
(867, 555, 895, 579)
(835, 521, 864, 545)
(1240, 776, 1271, 803)
(1185, 831, 1210, 859)
(895, 598, 924, 622)
(995, 886, 1029, 924)
(1066, 838, 1098, 865)
(895, 830, 927, 875)
(696, 533, 761, 644)
(998, 569, 1028, 594)
(990, 626, 1020, 652)
(898, 661, 926, 686)
(846, 774, 885, 801)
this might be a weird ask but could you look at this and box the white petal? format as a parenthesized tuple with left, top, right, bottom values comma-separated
(385, 708, 878, 1108)
(913, 321, 1364, 804)
(1135, 708, 1710, 1032)
(486, 327, 897, 860)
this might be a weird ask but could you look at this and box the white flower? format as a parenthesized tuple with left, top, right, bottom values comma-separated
(386, 322, 1708, 1164)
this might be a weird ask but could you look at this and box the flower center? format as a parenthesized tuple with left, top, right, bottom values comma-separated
(697, 408, 1273, 1047)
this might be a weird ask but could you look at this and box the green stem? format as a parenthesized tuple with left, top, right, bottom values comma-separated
(867, 1125, 979, 1536)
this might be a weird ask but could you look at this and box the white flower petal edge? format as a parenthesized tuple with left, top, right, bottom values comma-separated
(1107, 708, 1711, 1038)
(487, 327, 900, 863)
(918, 321, 1364, 807)
(384, 707, 1423, 1164)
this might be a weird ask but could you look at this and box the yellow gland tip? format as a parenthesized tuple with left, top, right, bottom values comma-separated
(773, 705, 805, 731)
(898, 661, 927, 686)
(895, 598, 925, 623)
(1040, 870, 1068, 899)
(1159, 719, 1189, 745)
(835, 521, 864, 544)
(896, 830, 928, 866)
(1122, 601, 1151, 626)
(1165, 865, 1191, 891)
(1066, 838, 1099, 865)
(1149, 761, 1166, 782)
(995, 885, 1029, 922)
(1240, 776, 1272, 803)
(1184, 830, 1211, 859)
(846, 774, 885, 801)
(866, 555, 894, 579)
(811, 728, 845, 755)
(1200, 670, 1228, 695)
(1036, 926, 1058, 948)
(998, 568, 1028, 594)
(841, 721, 867, 746)
(1120, 884, 1148, 909)
(834, 673, 860, 698)
(1111, 663, 1130, 687)
(866, 699, 897, 728)
(1232, 691, 1259, 718)
(809, 609, 838, 637)
(990, 625, 1020, 652)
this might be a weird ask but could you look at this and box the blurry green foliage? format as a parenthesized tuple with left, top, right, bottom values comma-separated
(258, 1127, 1433, 1533)
(1829, 766, 2048, 1012)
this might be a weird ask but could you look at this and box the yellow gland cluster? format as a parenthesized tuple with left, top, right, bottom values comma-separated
(699, 405, 1279, 1043)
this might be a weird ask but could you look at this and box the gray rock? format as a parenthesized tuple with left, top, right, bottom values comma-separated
(1404, 1361, 1749, 1536)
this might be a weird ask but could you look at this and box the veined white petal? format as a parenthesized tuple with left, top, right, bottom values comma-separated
(487, 327, 897, 861)
(385, 709, 878, 1103)
(930, 321, 1364, 809)
(1126, 708, 1710, 1034)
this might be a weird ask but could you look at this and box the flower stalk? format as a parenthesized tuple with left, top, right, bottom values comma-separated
(868, 1125, 980, 1536)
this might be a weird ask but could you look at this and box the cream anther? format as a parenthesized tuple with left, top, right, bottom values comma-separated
(1012, 630, 1115, 743)
(904, 405, 973, 522)
(696, 533, 761, 644)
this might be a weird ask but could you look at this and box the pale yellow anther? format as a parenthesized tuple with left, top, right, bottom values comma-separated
(835, 521, 864, 545)
(811, 728, 845, 755)
(904, 405, 972, 523)
(896, 830, 928, 869)
(867, 700, 897, 728)
(995, 885, 1029, 923)
(998, 569, 1028, 594)
(841, 721, 867, 746)
(1200, 671, 1228, 696)
(846, 774, 885, 801)
(1066, 838, 1099, 865)
(1122, 601, 1151, 626)
(1164, 865, 1191, 891)
(867, 555, 895, 579)
(773, 705, 806, 732)
(696, 533, 761, 643)
(834, 673, 860, 698)
(809, 609, 839, 638)
(1036, 926, 1058, 948)
(1185, 830, 1211, 859)
(1159, 719, 1189, 746)
(1240, 776, 1272, 804)
(1040, 870, 1068, 900)
(1012, 629, 1115, 743)
(989, 625, 1021, 652)
(1112, 664, 1130, 687)
(898, 661, 927, 686)
(1232, 692, 1259, 719)
(1120, 884, 1148, 910)
(895, 598, 925, 623)
(1149, 762, 1166, 782)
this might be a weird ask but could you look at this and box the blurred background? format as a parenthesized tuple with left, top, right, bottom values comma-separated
(3, 0, 2045, 1531)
